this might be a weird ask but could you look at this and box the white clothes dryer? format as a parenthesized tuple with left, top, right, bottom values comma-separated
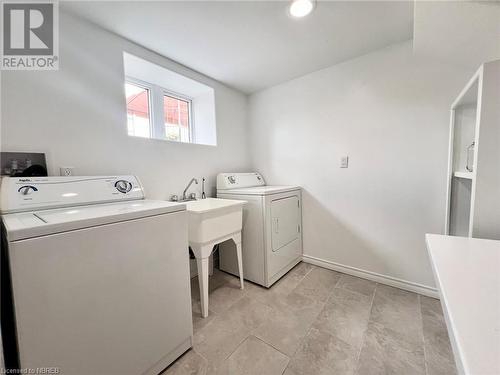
(217, 172, 302, 287)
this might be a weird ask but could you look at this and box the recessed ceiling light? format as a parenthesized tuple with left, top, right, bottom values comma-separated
(289, 0, 315, 18)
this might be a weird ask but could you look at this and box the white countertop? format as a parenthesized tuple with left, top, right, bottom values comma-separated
(425, 234, 500, 375)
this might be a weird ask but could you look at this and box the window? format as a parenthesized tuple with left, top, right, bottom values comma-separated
(125, 78, 193, 142)
(125, 82, 151, 138)
(164, 94, 191, 142)
(123, 53, 217, 146)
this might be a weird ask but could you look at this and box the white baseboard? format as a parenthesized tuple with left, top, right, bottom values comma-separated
(302, 254, 439, 299)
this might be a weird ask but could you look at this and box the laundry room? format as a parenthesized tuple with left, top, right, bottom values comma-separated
(1, 1, 499, 375)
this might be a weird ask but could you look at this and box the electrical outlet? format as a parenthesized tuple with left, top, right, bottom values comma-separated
(60, 166, 74, 176)
(340, 156, 349, 168)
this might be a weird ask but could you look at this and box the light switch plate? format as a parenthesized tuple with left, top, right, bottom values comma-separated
(340, 156, 349, 168)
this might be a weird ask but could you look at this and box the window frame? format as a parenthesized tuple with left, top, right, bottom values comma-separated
(162, 88, 195, 143)
(125, 76, 194, 143)
(125, 78, 153, 138)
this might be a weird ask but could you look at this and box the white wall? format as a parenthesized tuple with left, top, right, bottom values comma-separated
(0, 12, 250, 199)
(414, 1, 500, 71)
(248, 41, 470, 289)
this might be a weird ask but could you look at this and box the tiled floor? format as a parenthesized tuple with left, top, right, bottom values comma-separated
(163, 263, 456, 375)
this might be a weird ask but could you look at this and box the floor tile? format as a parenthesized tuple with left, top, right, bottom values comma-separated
(212, 268, 242, 288)
(369, 284, 422, 345)
(181, 265, 457, 375)
(241, 280, 277, 305)
(243, 262, 314, 306)
(207, 282, 246, 314)
(270, 262, 314, 295)
(191, 270, 240, 332)
(293, 266, 341, 302)
(191, 299, 217, 333)
(225, 295, 274, 331)
(214, 336, 289, 375)
(425, 348, 458, 375)
(193, 312, 250, 367)
(336, 274, 377, 298)
(162, 348, 207, 375)
(193, 295, 272, 367)
(356, 321, 425, 375)
(253, 292, 324, 356)
(420, 296, 457, 375)
(313, 287, 372, 349)
(282, 368, 299, 375)
(287, 327, 358, 375)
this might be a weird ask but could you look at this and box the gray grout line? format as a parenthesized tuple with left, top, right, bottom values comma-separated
(333, 272, 343, 288)
(257, 262, 328, 373)
(263, 264, 330, 364)
(191, 347, 209, 366)
(215, 332, 252, 369)
(242, 264, 345, 371)
(293, 262, 315, 286)
(189, 272, 245, 368)
(281, 262, 317, 297)
(354, 282, 378, 367)
(323, 272, 343, 301)
(303, 262, 314, 276)
(419, 294, 430, 375)
(287, 300, 329, 361)
(331, 277, 377, 302)
(252, 334, 291, 361)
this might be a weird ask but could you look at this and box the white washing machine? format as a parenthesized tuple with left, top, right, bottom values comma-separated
(0, 176, 192, 375)
(217, 173, 302, 287)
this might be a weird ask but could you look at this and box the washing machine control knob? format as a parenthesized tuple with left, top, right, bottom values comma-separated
(18, 185, 38, 195)
(115, 180, 132, 193)
(228, 176, 236, 184)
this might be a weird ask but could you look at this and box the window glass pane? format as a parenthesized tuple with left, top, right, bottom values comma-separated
(125, 82, 150, 138)
(164, 95, 190, 142)
(179, 100, 189, 127)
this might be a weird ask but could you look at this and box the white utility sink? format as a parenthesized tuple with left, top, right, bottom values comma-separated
(186, 198, 246, 318)
(186, 198, 246, 246)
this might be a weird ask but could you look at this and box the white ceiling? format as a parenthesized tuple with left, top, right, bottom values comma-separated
(62, 1, 414, 94)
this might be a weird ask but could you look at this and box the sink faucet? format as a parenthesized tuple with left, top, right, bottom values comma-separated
(182, 178, 199, 201)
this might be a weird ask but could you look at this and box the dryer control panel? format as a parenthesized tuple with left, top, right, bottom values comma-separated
(0, 176, 144, 214)
(217, 172, 266, 190)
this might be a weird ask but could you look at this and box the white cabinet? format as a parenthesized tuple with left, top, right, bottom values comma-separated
(445, 60, 500, 239)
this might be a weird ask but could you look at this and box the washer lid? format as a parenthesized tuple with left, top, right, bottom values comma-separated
(2, 199, 185, 241)
(218, 185, 301, 196)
